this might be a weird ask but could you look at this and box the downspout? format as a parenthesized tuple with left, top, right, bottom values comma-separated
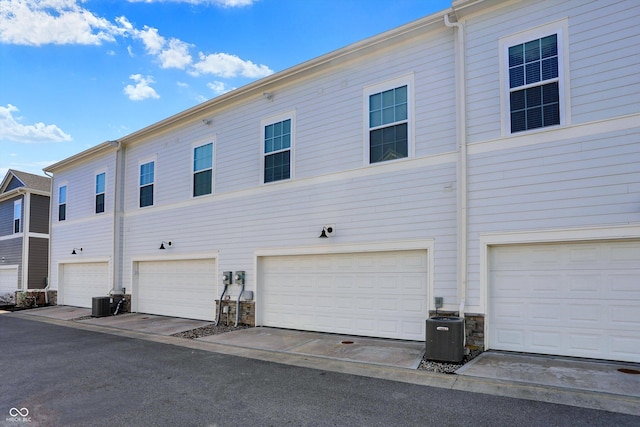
(444, 13, 467, 320)
(109, 140, 124, 297)
(44, 170, 53, 305)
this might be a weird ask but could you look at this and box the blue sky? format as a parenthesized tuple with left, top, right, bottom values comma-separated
(0, 0, 451, 177)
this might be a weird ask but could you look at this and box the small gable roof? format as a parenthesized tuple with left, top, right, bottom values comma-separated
(0, 169, 51, 195)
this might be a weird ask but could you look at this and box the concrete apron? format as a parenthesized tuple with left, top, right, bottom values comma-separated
(198, 327, 425, 369)
(456, 351, 640, 399)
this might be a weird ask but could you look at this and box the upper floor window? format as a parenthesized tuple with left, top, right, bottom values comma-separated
(193, 143, 213, 197)
(365, 76, 412, 164)
(263, 115, 293, 183)
(13, 199, 21, 233)
(95, 172, 106, 213)
(58, 185, 67, 221)
(139, 161, 155, 208)
(501, 20, 568, 134)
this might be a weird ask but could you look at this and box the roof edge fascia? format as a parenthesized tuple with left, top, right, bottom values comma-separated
(0, 187, 50, 203)
(43, 141, 116, 173)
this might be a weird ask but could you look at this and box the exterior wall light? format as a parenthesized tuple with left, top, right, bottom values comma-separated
(159, 241, 172, 250)
(71, 248, 83, 255)
(319, 225, 335, 238)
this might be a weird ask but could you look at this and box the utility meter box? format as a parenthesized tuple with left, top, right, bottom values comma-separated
(425, 316, 464, 362)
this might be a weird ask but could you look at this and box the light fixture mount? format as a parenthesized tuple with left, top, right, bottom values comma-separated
(319, 224, 335, 238)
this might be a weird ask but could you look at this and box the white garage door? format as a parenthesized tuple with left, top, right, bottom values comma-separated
(260, 250, 428, 341)
(489, 240, 640, 363)
(61, 262, 110, 308)
(136, 259, 217, 321)
(0, 266, 19, 294)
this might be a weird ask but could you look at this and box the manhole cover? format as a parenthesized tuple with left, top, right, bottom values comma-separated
(341, 340, 354, 345)
(617, 368, 640, 375)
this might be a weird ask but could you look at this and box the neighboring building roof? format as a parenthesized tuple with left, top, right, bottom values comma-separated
(0, 169, 51, 195)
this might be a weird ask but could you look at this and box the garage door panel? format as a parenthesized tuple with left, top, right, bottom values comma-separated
(490, 241, 640, 362)
(137, 259, 216, 321)
(0, 267, 19, 294)
(261, 250, 428, 341)
(62, 262, 109, 308)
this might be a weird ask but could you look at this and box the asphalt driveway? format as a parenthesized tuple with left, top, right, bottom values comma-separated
(2, 314, 639, 427)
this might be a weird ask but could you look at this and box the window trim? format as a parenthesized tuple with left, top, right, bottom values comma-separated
(95, 170, 106, 214)
(138, 158, 156, 208)
(363, 74, 415, 165)
(191, 140, 215, 198)
(58, 184, 67, 222)
(260, 110, 295, 185)
(499, 19, 570, 135)
(13, 199, 22, 234)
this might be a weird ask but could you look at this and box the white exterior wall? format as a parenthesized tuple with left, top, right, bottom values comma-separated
(120, 24, 461, 310)
(45, 0, 640, 345)
(465, 0, 640, 144)
(462, 0, 640, 313)
(49, 151, 117, 292)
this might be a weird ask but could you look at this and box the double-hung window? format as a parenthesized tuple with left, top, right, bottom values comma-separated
(139, 161, 155, 208)
(13, 200, 21, 233)
(58, 185, 67, 221)
(95, 172, 106, 213)
(366, 76, 412, 164)
(193, 143, 213, 197)
(502, 21, 567, 134)
(263, 114, 293, 183)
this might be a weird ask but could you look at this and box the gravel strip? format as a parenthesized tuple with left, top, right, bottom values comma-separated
(418, 348, 482, 373)
(171, 324, 251, 339)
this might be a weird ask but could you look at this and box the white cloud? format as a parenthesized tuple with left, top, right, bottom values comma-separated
(136, 25, 165, 55)
(132, 26, 192, 69)
(0, 104, 72, 143)
(207, 81, 234, 96)
(123, 74, 160, 101)
(0, 0, 126, 46)
(192, 52, 273, 78)
(158, 38, 193, 69)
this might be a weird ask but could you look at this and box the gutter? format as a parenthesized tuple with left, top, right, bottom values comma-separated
(444, 12, 468, 319)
